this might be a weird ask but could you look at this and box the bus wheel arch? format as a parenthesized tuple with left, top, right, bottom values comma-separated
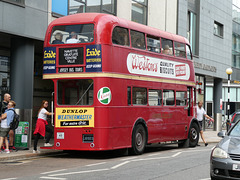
(130, 119, 148, 155)
(188, 119, 200, 147)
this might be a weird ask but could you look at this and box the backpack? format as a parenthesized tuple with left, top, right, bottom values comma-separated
(9, 109, 20, 130)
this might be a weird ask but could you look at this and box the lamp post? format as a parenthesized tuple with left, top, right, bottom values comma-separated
(226, 68, 232, 131)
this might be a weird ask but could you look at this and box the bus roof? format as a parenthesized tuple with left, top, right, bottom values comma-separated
(47, 13, 189, 45)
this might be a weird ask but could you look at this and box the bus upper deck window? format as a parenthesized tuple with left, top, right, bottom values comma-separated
(186, 45, 192, 60)
(174, 42, 186, 58)
(112, 27, 129, 46)
(147, 35, 160, 53)
(161, 38, 173, 56)
(50, 24, 94, 44)
(130, 30, 146, 50)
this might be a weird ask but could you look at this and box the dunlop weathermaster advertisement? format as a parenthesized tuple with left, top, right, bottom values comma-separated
(55, 108, 94, 128)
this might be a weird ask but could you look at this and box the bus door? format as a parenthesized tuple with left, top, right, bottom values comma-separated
(174, 90, 189, 139)
(51, 92, 54, 126)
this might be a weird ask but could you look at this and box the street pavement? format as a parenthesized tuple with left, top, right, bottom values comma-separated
(0, 129, 223, 162)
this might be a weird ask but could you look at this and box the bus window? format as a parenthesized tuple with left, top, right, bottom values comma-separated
(132, 87, 147, 105)
(186, 44, 192, 60)
(50, 24, 94, 44)
(57, 79, 93, 105)
(174, 42, 186, 58)
(163, 90, 174, 106)
(148, 89, 162, 106)
(147, 35, 160, 53)
(161, 38, 173, 55)
(130, 30, 146, 49)
(112, 27, 129, 46)
(176, 91, 187, 106)
(128, 86, 131, 105)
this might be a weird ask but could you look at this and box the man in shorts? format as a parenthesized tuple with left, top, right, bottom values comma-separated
(197, 101, 214, 146)
(0, 100, 16, 153)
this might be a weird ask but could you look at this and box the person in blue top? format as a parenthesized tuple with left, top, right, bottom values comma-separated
(0, 100, 16, 153)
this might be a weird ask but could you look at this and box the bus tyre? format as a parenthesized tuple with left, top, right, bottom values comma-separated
(178, 139, 189, 148)
(189, 123, 199, 147)
(130, 124, 147, 155)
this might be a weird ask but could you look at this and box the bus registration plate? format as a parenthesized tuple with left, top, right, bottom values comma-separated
(83, 134, 94, 143)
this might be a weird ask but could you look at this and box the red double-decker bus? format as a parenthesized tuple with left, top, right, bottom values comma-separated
(42, 13, 199, 155)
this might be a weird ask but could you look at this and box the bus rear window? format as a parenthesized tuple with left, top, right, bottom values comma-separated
(58, 79, 93, 105)
(50, 24, 94, 44)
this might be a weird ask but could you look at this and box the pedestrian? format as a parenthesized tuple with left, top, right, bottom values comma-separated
(0, 100, 16, 153)
(0, 93, 11, 115)
(196, 101, 213, 146)
(33, 100, 54, 153)
(0, 93, 11, 150)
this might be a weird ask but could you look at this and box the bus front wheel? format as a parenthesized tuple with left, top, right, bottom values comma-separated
(189, 123, 200, 147)
(130, 124, 147, 155)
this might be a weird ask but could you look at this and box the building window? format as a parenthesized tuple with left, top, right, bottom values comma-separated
(187, 11, 197, 56)
(232, 33, 240, 68)
(232, 2, 240, 24)
(1, 0, 25, 6)
(69, 0, 86, 15)
(214, 21, 223, 37)
(131, 0, 147, 25)
(52, 0, 68, 16)
(52, 0, 116, 16)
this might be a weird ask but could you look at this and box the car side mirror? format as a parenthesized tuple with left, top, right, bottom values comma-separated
(217, 131, 226, 138)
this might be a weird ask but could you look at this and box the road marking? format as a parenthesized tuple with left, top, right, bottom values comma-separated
(121, 157, 138, 161)
(111, 161, 130, 169)
(40, 176, 66, 180)
(172, 152, 182, 157)
(199, 178, 210, 180)
(49, 168, 109, 177)
(86, 162, 106, 167)
(148, 153, 163, 157)
(132, 156, 169, 162)
(41, 169, 67, 175)
(0, 178, 17, 180)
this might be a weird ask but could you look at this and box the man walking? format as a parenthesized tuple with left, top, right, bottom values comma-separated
(196, 101, 213, 146)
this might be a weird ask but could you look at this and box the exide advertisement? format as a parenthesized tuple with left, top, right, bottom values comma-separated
(43, 47, 56, 74)
(85, 44, 102, 72)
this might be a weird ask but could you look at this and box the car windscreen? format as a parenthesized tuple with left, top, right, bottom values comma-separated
(229, 121, 240, 137)
(233, 114, 240, 123)
(50, 24, 94, 44)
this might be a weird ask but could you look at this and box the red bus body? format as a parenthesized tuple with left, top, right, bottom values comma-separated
(43, 13, 198, 154)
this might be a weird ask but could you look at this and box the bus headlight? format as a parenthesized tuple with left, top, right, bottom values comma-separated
(212, 147, 228, 159)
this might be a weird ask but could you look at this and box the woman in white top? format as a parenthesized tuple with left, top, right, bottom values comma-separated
(33, 100, 54, 153)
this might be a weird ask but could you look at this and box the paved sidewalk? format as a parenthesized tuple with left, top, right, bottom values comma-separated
(0, 129, 224, 162)
(198, 128, 223, 144)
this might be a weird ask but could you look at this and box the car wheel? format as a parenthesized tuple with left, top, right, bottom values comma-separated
(189, 122, 199, 147)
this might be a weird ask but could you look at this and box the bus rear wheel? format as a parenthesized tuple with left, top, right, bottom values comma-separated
(189, 123, 199, 147)
(130, 124, 147, 155)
